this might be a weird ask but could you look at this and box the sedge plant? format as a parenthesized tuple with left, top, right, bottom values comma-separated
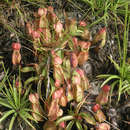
(0, 62, 38, 130)
(97, 4, 130, 102)
(68, 0, 130, 27)
(80, 0, 130, 15)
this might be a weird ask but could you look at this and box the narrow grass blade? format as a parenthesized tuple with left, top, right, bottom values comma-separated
(13, 87, 18, 108)
(81, 0, 93, 6)
(121, 82, 130, 93)
(22, 108, 47, 120)
(108, 56, 120, 72)
(9, 113, 17, 130)
(118, 79, 122, 101)
(76, 121, 83, 130)
(97, 74, 115, 78)
(66, 120, 75, 130)
(88, 14, 107, 27)
(1, 87, 16, 109)
(19, 112, 35, 129)
(0, 110, 15, 123)
(109, 80, 119, 103)
(0, 98, 12, 109)
(21, 84, 31, 102)
(20, 110, 37, 122)
(121, 4, 128, 77)
(100, 75, 120, 88)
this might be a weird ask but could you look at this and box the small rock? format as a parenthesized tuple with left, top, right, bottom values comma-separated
(82, 61, 92, 77)
(88, 81, 102, 95)
(107, 108, 117, 118)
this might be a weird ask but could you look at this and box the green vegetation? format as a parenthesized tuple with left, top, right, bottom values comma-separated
(0, 62, 37, 130)
(0, 0, 129, 129)
(97, 4, 130, 102)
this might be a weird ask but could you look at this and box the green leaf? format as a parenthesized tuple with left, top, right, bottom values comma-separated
(109, 80, 119, 103)
(1, 69, 8, 83)
(0, 83, 4, 92)
(118, 79, 122, 101)
(0, 98, 12, 109)
(2, 83, 12, 101)
(24, 77, 38, 87)
(56, 115, 75, 125)
(121, 4, 129, 78)
(3, 72, 13, 95)
(21, 67, 35, 73)
(76, 121, 83, 130)
(100, 75, 120, 88)
(122, 85, 130, 93)
(121, 81, 130, 94)
(20, 98, 29, 107)
(97, 74, 116, 78)
(66, 120, 75, 130)
(80, 0, 92, 6)
(0, 110, 15, 123)
(9, 113, 17, 130)
(13, 87, 18, 108)
(22, 108, 47, 120)
(19, 111, 36, 129)
(124, 64, 130, 81)
(80, 112, 96, 125)
(20, 110, 37, 122)
(108, 56, 120, 72)
(21, 84, 31, 102)
(41, 67, 47, 77)
(121, 82, 129, 91)
(0, 69, 9, 88)
(1, 88, 16, 109)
